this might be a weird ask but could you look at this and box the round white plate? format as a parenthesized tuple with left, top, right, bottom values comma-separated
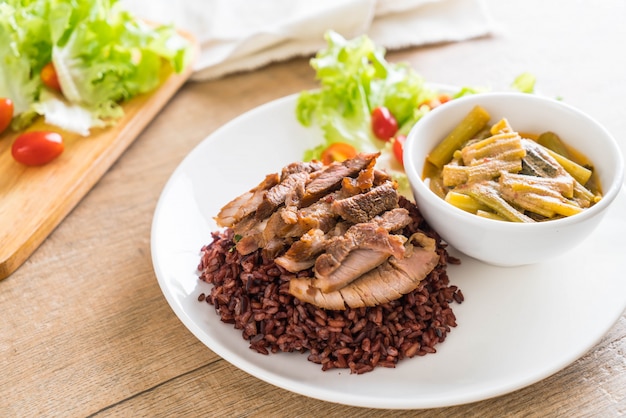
(150, 93, 626, 409)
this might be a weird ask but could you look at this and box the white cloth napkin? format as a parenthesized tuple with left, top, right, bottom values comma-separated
(121, 0, 494, 81)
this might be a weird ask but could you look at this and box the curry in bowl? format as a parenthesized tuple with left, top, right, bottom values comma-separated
(422, 105, 602, 222)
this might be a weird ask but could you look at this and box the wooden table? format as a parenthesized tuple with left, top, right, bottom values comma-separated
(2, 1, 625, 416)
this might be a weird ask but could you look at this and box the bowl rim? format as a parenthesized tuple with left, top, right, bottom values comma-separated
(403, 91, 625, 230)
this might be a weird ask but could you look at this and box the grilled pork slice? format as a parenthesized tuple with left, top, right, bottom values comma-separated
(301, 152, 380, 206)
(215, 173, 280, 227)
(275, 208, 412, 273)
(289, 278, 346, 311)
(373, 207, 412, 232)
(338, 155, 388, 195)
(261, 191, 340, 252)
(281, 160, 324, 178)
(331, 180, 399, 223)
(255, 160, 324, 220)
(233, 217, 269, 255)
(217, 153, 384, 254)
(216, 161, 321, 228)
(315, 246, 401, 293)
(255, 171, 309, 220)
(288, 233, 439, 310)
(275, 229, 327, 272)
(313, 223, 407, 292)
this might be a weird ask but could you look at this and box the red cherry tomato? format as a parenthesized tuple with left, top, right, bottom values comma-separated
(0, 97, 14, 134)
(320, 142, 357, 165)
(11, 131, 65, 166)
(40, 62, 62, 92)
(371, 106, 398, 141)
(392, 135, 406, 167)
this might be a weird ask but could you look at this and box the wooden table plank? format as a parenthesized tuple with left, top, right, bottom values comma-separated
(1, 1, 624, 416)
(0, 32, 197, 280)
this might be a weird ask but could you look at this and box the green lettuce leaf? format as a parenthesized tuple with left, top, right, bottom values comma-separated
(511, 72, 536, 93)
(0, 1, 52, 129)
(295, 31, 444, 197)
(0, 0, 192, 135)
(296, 31, 437, 163)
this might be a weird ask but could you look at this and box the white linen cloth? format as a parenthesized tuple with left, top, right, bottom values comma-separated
(120, 0, 494, 81)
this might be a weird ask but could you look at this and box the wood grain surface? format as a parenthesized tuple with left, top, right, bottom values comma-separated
(0, 33, 196, 280)
(1, 1, 624, 417)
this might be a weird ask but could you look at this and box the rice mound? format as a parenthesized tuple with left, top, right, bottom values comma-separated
(197, 197, 463, 374)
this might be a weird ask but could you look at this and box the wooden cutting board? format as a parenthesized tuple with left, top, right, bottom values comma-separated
(0, 31, 198, 280)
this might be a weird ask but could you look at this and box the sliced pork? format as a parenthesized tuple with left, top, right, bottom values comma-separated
(280, 160, 324, 178)
(331, 180, 399, 223)
(215, 173, 279, 227)
(313, 222, 406, 292)
(275, 208, 410, 274)
(256, 171, 309, 220)
(275, 229, 326, 272)
(288, 233, 440, 310)
(213, 152, 447, 310)
(301, 152, 380, 206)
(372, 207, 412, 232)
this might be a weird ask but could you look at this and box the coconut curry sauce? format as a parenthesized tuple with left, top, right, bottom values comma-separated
(423, 105, 602, 222)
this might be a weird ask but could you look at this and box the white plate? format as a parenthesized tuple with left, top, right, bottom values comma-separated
(150, 93, 626, 409)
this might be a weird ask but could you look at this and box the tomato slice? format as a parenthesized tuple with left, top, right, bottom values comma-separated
(392, 135, 406, 167)
(371, 106, 398, 141)
(40, 62, 62, 92)
(320, 142, 357, 165)
(0, 97, 14, 134)
(12, 131, 65, 166)
(420, 94, 452, 110)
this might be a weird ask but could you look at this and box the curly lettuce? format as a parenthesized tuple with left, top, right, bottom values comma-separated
(0, 0, 191, 135)
(296, 30, 437, 162)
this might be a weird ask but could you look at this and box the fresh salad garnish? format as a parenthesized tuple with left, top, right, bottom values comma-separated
(295, 31, 478, 195)
(0, 0, 192, 136)
(297, 31, 436, 160)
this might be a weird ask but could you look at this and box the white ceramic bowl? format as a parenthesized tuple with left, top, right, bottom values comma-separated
(403, 92, 624, 266)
